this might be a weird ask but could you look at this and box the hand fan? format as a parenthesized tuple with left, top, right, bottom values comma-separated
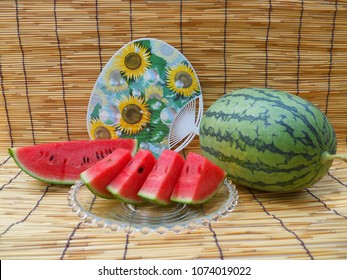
(87, 38, 203, 157)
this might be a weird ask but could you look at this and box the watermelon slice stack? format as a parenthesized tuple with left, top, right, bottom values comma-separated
(9, 139, 227, 205)
(82, 149, 226, 205)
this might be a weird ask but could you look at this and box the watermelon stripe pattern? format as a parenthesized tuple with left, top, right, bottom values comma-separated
(199, 88, 337, 192)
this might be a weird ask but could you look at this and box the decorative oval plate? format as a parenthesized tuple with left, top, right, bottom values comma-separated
(87, 38, 203, 158)
(68, 179, 238, 235)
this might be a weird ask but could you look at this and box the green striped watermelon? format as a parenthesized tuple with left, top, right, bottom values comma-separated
(199, 88, 346, 192)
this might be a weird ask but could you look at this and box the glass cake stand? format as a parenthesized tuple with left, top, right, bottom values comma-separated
(68, 179, 238, 235)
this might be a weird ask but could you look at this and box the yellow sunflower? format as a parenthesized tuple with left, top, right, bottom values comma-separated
(89, 118, 118, 139)
(151, 40, 181, 65)
(113, 43, 151, 81)
(103, 67, 128, 93)
(117, 96, 151, 135)
(144, 84, 164, 100)
(92, 88, 108, 106)
(166, 64, 199, 97)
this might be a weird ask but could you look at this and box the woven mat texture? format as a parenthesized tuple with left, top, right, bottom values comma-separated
(1, 0, 346, 260)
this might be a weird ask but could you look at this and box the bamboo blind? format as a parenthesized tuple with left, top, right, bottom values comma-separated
(0, 0, 346, 260)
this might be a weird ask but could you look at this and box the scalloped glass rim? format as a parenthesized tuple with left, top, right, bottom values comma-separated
(68, 179, 238, 235)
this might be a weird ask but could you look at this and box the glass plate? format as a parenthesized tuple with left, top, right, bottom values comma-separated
(68, 179, 238, 235)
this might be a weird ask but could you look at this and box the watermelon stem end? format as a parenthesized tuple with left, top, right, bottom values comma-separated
(321, 152, 347, 163)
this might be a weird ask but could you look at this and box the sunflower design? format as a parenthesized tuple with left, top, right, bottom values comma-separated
(151, 40, 182, 65)
(166, 64, 199, 97)
(90, 88, 107, 107)
(117, 96, 151, 135)
(89, 118, 118, 139)
(113, 43, 151, 81)
(103, 67, 128, 93)
(144, 84, 164, 100)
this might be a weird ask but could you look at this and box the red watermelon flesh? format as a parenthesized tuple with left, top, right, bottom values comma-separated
(8, 139, 137, 185)
(138, 150, 185, 205)
(170, 152, 227, 204)
(107, 149, 157, 204)
(80, 148, 133, 199)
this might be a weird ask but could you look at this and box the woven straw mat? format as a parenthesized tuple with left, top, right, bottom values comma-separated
(0, 0, 346, 260)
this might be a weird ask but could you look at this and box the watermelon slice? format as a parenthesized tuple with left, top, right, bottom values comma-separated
(107, 149, 157, 204)
(8, 139, 137, 185)
(138, 150, 185, 205)
(170, 152, 227, 204)
(80, 148, 133, 199)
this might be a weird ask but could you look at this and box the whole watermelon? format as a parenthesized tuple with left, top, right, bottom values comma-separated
(199, 88, 341, 192)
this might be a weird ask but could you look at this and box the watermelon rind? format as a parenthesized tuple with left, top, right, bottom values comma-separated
(170, 177, 226, 205)
(80, 172, 114, 199)
(8, 148, 73, 185)
(138, 192, 171, 206)
(106, 187, 144, 204)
